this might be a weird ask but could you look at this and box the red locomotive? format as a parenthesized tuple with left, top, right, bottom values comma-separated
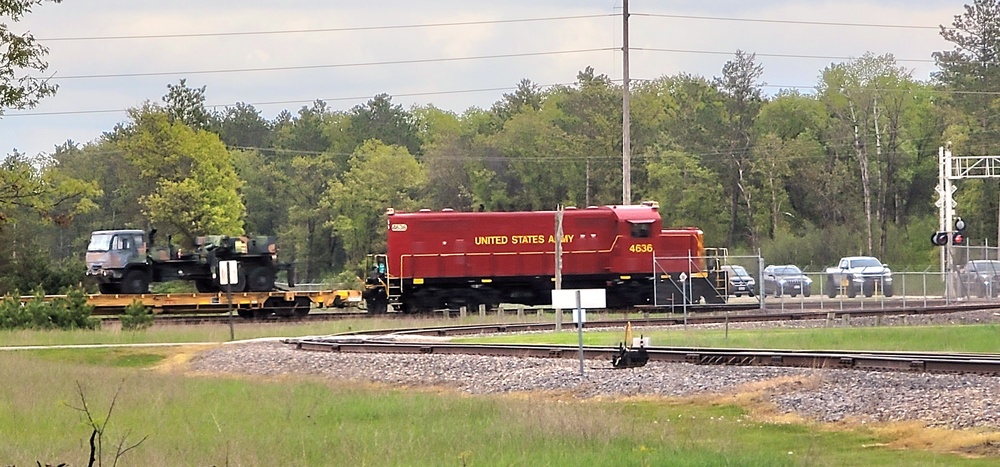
(363, 202, 724, 313)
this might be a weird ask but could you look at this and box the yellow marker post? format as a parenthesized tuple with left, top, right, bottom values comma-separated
(624, 321, 633, 349)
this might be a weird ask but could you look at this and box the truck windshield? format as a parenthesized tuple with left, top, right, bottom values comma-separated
(852, 258, 882, 268)
(728, 266, 750, 277)
(775, 266, 802, 275)
(87, 233, 114, 252)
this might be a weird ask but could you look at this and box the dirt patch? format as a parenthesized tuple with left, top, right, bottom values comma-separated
(688, 374, 1000, 458)
(151, 344, 221, 373)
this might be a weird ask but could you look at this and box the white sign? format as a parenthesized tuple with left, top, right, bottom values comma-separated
(551, 289, 607, 309)
(219, 260, 239, 286)
(572, 308, 587, 324)
(679, 272, 688, 282)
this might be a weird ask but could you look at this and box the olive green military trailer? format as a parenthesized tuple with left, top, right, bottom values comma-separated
(85, 229, 292, 294)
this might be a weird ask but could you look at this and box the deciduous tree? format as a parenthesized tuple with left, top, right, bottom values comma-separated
(0, 0, 59, 116)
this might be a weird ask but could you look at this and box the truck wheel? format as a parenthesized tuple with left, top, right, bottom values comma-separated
(883, 284, 893, 298)
(221, 271, 246, 293)
(847, 284, 858, 298)
(120, 271, 149, 294)
(246, 266, 275, 292)
(195, 280, 218, 293)
(826, 279, 837, 298)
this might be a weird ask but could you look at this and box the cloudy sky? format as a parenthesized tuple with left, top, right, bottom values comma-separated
(3, 0, 963, 157)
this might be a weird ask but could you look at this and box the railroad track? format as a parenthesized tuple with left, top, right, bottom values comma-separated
(136, 300, 1000, 327)
(286, 339, 1000, 376)
(283, 302, 1000, 376)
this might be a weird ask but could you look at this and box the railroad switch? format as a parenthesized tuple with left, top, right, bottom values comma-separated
(612, 343, 649, 369)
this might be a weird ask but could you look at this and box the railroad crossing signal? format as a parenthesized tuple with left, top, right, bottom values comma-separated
(931, 231, 950, 247)
(953, 217, 966, 245)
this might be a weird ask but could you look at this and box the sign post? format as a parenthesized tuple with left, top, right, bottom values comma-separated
(679, 272, 688, 324)
(552, 288, 606, 376)
(219, 260, 239, 341)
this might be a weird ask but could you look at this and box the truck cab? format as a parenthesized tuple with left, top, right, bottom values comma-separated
(86, 230, 150, 294)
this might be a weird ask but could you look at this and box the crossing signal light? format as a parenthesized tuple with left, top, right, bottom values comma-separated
(953, 217, 967, 245)
(931, 231, 950, 247)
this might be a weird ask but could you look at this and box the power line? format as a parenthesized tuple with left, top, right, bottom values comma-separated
(633, 47, 936, 64)
(38, 14, 616, 41)
(14, 79, 1000, 119)
(37, 11, 945, 43)
(5, 82, 581, 118)
(48, 48, 616, 80)
(632, 12, 944, 30)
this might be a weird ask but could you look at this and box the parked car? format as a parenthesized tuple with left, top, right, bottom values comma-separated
(720, 265, 756, 297)
(762, 265, 812, 297)
(960, 260, 1000, 298)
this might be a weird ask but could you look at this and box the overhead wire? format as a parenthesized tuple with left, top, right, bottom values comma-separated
(631, 12, 946, 30)
(48, 48, 616, 81)
(37, 14, 617, 41)
(7, 7, 968, 132)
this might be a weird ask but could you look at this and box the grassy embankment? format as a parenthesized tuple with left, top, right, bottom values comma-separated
(2, 317, 1000, 465)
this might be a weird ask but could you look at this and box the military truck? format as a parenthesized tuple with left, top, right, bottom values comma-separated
(85, 229, 291, 294)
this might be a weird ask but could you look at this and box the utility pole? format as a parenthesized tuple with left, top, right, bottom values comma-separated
(622, 0, 631, 205)
(554, 206, 564, 331)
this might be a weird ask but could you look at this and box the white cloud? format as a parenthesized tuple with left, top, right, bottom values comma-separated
(2, 0, 965, 156)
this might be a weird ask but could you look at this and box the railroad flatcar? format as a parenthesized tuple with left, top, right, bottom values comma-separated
(364, 202, 724, 313)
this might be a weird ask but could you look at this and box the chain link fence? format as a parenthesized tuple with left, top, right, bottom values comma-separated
(650, 249, 1000, 312)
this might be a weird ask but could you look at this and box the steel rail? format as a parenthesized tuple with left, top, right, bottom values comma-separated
(285, 339, 1000, 376)
(335, 302, 1000, 337)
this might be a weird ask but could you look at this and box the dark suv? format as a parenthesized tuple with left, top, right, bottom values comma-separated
(763, 264, 812, 297)
(960, 260, 1000, 298)
(720, 265, 756, 297)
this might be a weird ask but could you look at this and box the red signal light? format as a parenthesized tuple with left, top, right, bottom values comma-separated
(952, 232, 965, 245)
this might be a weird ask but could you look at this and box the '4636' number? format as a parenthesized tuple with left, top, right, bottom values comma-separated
(629, 243, 653, 253)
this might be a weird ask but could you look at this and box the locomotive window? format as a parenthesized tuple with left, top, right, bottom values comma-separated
(629, 222, 652, 238)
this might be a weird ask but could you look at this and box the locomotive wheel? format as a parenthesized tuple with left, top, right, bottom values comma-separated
(368, 293, 388, 314)
(120, 271, 149, 294)
(246, 266, 276, 292)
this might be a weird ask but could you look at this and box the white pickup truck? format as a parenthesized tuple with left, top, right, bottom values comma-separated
(825, 256, 893, 298)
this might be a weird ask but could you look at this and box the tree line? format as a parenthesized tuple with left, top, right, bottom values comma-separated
(4, 1, 1000, 293)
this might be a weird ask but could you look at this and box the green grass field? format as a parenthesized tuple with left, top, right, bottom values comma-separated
(2, 316, 1000, 465)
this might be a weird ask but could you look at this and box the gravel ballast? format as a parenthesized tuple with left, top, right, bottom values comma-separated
(187, 309, 1000, 431)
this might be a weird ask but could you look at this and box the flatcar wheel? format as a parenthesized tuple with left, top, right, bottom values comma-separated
(98, 283, 120, 294)
(237, 309, 254, 319)
(293, 297, 311, 316)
